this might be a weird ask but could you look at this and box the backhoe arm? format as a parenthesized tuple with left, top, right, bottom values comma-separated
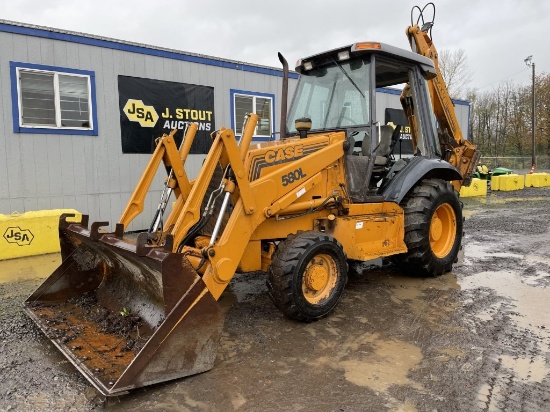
(406, 23, 479, 189)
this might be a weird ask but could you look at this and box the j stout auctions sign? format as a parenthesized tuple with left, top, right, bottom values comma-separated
(385, 108, 413, 155)
(118, 76, 215, 154)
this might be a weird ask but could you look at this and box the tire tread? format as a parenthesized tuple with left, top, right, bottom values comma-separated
(267, 231, 348, 322)
(393, 178, 462, 277)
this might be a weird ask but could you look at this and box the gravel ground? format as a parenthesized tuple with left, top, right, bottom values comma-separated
(1, 186, 549, 411)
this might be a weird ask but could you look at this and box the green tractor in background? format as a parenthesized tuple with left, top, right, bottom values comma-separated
(473, 164, 513, 180)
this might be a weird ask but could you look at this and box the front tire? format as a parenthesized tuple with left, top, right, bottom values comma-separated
(393, 178, 462, 276)
(267, 231, 348, 322)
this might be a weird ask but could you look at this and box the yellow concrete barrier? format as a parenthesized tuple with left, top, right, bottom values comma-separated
(0, 209, 81, 260)
(525, 173, 550, 188)
(491, 175, 500, 191)
(460, 178, 487, 197)
(494, 174, 524, 191)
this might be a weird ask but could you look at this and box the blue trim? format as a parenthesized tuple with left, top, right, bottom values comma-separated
(451, 97, 470, 107)
(9, 63, 19, 134)
(376, 86, 469, 106)
(10, 61, 99, 136)
(230, 89, 276, 141)
(0, 22, 299, 80)
(376, 87, 402, 96)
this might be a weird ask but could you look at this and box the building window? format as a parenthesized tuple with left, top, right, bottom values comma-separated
(230, 89, 275, 140)
(10, 62, 98, 135)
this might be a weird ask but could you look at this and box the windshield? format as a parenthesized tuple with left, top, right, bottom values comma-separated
(287, 58, 371, 134)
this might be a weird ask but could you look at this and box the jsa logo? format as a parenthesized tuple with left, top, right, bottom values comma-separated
(123, 99, 159, 127)
(3, 226, 34, 246)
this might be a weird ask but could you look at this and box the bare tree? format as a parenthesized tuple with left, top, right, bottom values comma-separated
(468, 71, 550, 168)
(438, 49, 473, 99)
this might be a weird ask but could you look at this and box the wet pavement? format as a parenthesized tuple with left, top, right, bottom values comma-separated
(1, 187, 549, 411)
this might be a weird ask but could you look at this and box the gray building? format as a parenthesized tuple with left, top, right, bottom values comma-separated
(0, 20, 469, 231)
(0, 20, 298, 231)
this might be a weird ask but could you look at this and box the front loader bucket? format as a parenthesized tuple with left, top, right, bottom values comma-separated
(23, 215, 223, 396)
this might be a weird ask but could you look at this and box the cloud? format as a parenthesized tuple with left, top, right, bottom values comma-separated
(2, 0, 549, 89)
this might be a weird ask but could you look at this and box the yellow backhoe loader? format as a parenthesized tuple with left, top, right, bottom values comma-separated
(24, 3, 478, 396)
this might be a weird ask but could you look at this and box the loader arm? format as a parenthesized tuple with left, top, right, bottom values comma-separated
(118, 124, 197, 230)
(116, 109, 345, 301)
(199, 134, 345, 299)
(167, 115, 259, 250)
(405, 22, 480, 189)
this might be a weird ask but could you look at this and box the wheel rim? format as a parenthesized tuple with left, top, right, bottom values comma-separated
(302, 253, 339, 305)
(430, 203, 457, 258)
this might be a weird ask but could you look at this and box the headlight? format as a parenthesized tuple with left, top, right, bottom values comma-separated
(303, 61, 313, 71)
(338, 51, 350, 61)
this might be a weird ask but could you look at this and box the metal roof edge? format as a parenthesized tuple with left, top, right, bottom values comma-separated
(0, 19, 300, 79)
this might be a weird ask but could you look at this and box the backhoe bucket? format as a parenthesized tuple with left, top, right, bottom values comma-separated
(23, 214, 223, 396)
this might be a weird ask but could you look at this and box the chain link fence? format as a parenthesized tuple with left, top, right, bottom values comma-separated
(479, 156, 550, 172)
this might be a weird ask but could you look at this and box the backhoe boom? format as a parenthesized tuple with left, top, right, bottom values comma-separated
(406, 13, 480, 189)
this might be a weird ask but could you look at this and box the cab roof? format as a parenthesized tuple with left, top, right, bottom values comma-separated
(295, 42, 436, 78)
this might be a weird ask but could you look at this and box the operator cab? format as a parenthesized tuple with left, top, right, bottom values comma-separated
(286, 42, 442, 197)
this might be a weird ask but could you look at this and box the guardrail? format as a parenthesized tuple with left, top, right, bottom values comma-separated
(0, 209, 81, 260)
(460, 173, 550, 197)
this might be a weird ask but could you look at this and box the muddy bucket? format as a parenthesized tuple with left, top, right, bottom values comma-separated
(23, 214, 223, 396)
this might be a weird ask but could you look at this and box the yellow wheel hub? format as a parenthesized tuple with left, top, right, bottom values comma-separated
(430, 215, 443, 241)
(430, 203, 457, 258)
(302, 254, 338, 304)
(304, 265, 329, 291)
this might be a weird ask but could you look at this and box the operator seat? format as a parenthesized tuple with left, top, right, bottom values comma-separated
(347, 131, 369, 155)
(362, 125, 394, 169)
(347, 135, 356, 155)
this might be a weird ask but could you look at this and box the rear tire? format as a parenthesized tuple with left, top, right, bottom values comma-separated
(267, 231, 348, 322)
(392, 178, 462, 276)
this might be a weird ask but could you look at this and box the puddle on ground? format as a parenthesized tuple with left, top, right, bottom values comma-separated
(523, 270, 550, 287)
(525, 253, 550, 266)
(309, 332, 424, 393)
(356, 265, 460, 301)
(501, 354, 548, 383)
(383, 272, 460, 299)
(461, 268, 550, 386)
(306, 268, 464, 396)
(465, 242, 524, 260)
(460, 270, 550, 332)
(339, 338, 423, 392)
(363, 271, 461, 331)
(0, 253, 61, 283)
(476, 351, 549, 410)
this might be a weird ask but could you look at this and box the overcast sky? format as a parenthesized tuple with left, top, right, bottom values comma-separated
(3, 0, 549, 91)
